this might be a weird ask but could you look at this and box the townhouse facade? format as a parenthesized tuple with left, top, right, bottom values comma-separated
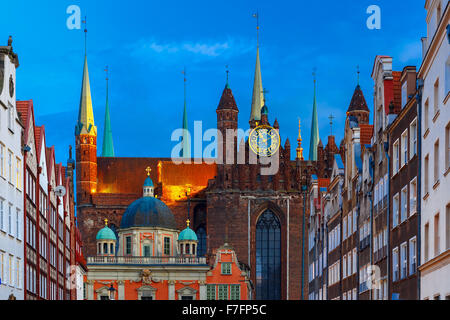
(418, 0, 450, 301)
(0, 37, 24, 300)
(17, 99, 77, 300)
(388, 66, 420, 300)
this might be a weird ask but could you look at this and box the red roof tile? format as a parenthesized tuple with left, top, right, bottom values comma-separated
(360, 124, 374, 145)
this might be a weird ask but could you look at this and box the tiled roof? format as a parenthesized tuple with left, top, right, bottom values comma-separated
(347, 85, 369, 113)
(392, 71, 402, 114)
(217, 86, 238, 111)
(359, 124, 374, 145)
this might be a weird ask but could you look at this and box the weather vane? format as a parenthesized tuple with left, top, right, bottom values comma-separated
(226, 65, 229, 86)
(82, 16, 87, 55)
(104, 66, 109, 81)
(262, 87, 269, 105)
(252, 10, 260, 47)
(312, 67, 317, 83)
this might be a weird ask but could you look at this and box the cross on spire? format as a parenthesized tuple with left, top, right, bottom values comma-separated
(357, 65, 360, 85)
(82, 16, 87, 56)
(225, 65, 230, 87)
(104, 218, 108, 226)
(186, 219, 190, 228)
(262, 88, 269, 104)
(145, 166, 151, 176)
(329, 114, 335, 136)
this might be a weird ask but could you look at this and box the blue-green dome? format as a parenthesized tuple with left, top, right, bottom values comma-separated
(143, 176, 154, 187)
(261, 104, 268, 115)
(179, 227, 198, 241)
(96, 226, 117, 240)
(120, 197, 176, 229)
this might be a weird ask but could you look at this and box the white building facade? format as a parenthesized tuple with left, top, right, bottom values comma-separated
(0, 38, 24, 300)
(418, 0, 450, 301)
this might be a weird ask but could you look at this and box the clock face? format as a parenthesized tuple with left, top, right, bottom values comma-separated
(249, 124, 281, 157)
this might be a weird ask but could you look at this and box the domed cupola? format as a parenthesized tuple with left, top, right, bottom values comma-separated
(178, 219, 198, 256)
(96, 219, 117, 256)
(143, 167, 154, 197)
(120, 170, 176, 230)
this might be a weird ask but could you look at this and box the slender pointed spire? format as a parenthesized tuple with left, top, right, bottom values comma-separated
(181, 68, 190, 158)
(75, 51, 96, 136)
(309, 71, 319, 161)
(297, 118, 304, 160)
(102, 66, 114, 157)
(250, 13, 264, 122)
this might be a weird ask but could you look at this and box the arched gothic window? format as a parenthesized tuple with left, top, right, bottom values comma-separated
(256, 209, 281, 300)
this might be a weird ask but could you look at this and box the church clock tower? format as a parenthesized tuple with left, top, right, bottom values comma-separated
(75, 55, 97, 204)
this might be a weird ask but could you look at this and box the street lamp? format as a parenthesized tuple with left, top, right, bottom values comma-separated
(301, 170, 309, 300)
(108, 283, 116, 300)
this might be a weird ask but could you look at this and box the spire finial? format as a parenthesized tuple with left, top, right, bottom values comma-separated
(253, 11, 260, 48)
(312, 67, 317, 84)
(225, 65, 230, 88)
(82, 16, 87, 56)
(297, 117, 304, 160)
(357, 65, 360, 85)
(329, 114, 335, 136)
(104, 218, 108, 227)
(145, 166, 151, 176)
(186, 219, 190, 228)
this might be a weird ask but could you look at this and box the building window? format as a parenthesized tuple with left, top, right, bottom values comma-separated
(343, 216, 347, 240)
(434, 140, 440, 184)
(424, 99, 429, 132)
(206, 284, 216, 300)
(164, 237, 171, 255)
(410, 178, 417, 215)
(393, 194, 399, 228)
(0, 199, 3, 231)
(434, 213, 440, 257)
(409, 237, 417, 275)
(196, 226, 207, 256)
(8, 151, 12, 183)
(424, 223, 429, 262)
(393, 140, 399, 175)
(143, 245, 150, 257)
(401, 187, 407, 223)
(125, 236, 132, 255)
(445, 123, 450, 171)
(0, 143, 4, 177)
(434, 78, 439, 115)
(410, 118, 417, 159)
(424, 155, 429, 195)
(218, 284, 228, 300)
(221, 262, 232, 275)
(230, 285, 240, 300)
(400, 242, 407, 279)
(348, 212, 352, 236)
(401, 130, 408, 167)
(8, 104, 14, 132)
(16, 158, 21, 190)
(392, 247, 399, 282)
(446, 204, 450, 251)
(255, 210, 281, 300)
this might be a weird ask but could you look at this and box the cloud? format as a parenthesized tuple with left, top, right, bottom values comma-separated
(129, 37, 253, 61)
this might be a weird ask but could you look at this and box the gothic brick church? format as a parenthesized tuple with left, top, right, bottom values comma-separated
(72, 44, 339, 300)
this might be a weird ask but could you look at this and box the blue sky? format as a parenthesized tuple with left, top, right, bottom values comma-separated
(1, 0, 426, 164)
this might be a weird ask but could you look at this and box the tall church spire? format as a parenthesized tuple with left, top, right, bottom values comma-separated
(75, 24, 96, 136)
(101, 67, 114, 157)
(250, 12, 264, 123)
(181, 68, 191, 158)
(309, 73, 319, 161)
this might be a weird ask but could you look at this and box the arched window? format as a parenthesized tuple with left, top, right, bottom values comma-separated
(109, 224, 119, 255)
(256, 209, 281, 300)
(196, 226, 207, 256)
(103, 243, 108, 254)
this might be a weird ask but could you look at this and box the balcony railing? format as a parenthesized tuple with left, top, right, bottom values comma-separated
(87, 256, 207, 265)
